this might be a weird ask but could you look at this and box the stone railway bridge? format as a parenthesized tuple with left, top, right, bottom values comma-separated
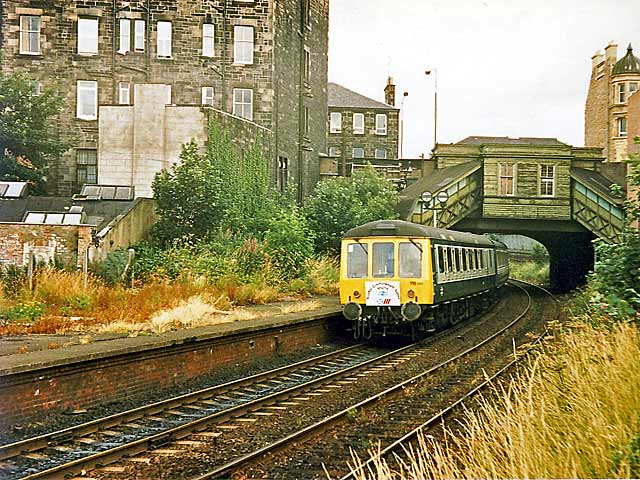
(399, 137, 628, 291)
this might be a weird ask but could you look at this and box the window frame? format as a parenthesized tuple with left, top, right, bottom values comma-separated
(617, 83, 626, 103)
(201, 86, 214, 106)
(539, 164, 555, 197)
(134, 20, 145, 52)
(76, 149, 98, 186)
(328, 146, 340, 157)
(233, 25, 254, 65)
(232, 88, 253, 121)
(77, 17, 99, 55)
(157, 21, 172, 58)
(399, 242, 422, 278)
(372, 242, 395, 278)
(346, 242, 369, 279)
(498, 163, 517, 196)
(330, 112, 342, 133)
(76, 80, 98, 120)
(374, 148, 387, 160)
(118, 82, 130, 105)
(19, 15, 41, 55)
(375, 113, 387, 135)
(618, 116, 627, 137)
(202, 23, 215, 57)
(352, 147, 365, 159)
(118, 18, 130, 54)
(353, 113, 365, 134)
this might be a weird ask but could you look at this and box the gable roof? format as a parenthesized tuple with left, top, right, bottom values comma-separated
(328, 82, 398, 110)
(456, 136, 568, 146)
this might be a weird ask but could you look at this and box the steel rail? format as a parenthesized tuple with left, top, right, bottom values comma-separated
(15, 335, 446, 480)
(340, 279, 558, 480)
(0, 343, 368, 462)
(191, 282, 532, 480)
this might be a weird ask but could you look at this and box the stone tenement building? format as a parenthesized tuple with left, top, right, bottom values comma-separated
(1, 0, 328, 200)
(325, 79, 400, 177)
(585, 42, 640, 162)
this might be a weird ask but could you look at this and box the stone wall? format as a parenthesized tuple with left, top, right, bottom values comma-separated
(0, 223, 92, 269)
(1, 0, 328, 198)
(628, 90, 640, 209)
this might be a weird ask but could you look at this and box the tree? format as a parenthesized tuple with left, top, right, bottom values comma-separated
(152, 121, 270, 244)
(0, 71, 67, 194)
(304, 166, 399, 253)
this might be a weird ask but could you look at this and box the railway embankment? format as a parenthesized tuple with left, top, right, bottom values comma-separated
(0, 296, 343, 432)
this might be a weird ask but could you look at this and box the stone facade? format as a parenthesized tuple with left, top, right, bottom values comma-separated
(326, 80, 400, 178)
(1, 0, 328, 199)
(585, 42, 640, 162)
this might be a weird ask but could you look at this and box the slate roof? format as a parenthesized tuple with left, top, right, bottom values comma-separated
(328, 82, 397, 110)
(397, 161, 481, 219)
(612, 44, 640, 76)
(0, 197, 138, 230)
(456, 136, 568, 146)
(571, 168, 626, 206)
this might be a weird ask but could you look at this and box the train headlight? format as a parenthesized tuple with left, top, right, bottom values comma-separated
(353, 290, 361, 298)
(407, 289, 415, 298)
(343, 302, 362, 321)
(401, 301, 421, 321)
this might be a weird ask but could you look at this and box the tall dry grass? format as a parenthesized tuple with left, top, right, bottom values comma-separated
(353, 322, 640, 479)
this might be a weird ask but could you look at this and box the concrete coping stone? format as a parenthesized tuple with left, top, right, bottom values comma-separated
(0, 296, 342, 377)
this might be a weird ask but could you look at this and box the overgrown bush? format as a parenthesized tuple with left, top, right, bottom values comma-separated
(304, 166, 398, 253)
(264, 206, 315, 279)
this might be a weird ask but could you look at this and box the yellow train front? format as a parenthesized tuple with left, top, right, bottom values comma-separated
(339, 220, 508, 340)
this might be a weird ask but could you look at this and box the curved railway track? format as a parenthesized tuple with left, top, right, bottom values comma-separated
(0, 281, 546, 480)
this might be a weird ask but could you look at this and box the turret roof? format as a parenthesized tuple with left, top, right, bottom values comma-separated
(612, 44, 640, 75)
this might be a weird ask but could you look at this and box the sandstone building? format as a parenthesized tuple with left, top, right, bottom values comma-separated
(325, 79, 400, 179)
(1, 0, 328, 200)
(585, 42, 640, 162)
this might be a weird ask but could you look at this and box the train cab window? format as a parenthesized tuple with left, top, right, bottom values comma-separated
(347, 242, 368, 278)
(399, 242, 422, 278)
(437, 246, 445, 273)
(372, 242, 395, 278)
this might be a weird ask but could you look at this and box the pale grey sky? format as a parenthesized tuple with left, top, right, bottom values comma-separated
(328, 0, 640, 158)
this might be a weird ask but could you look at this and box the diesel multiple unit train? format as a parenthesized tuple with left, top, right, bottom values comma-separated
(339, 220, 509, 340)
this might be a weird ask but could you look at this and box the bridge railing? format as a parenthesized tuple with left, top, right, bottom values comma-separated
(572, 181, 624, 243)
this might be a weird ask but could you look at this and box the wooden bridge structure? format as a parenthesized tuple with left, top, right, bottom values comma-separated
(399, 137, 628, 290)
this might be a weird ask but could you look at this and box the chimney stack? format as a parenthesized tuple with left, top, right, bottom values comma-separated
(591, 50, 604, 69)
(605, 41, 618, 62)
(384, 76, 396, 106)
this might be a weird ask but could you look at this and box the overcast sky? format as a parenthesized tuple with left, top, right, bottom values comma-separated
(328, 0, 640, 158)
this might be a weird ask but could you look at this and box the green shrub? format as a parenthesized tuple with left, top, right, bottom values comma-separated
(264, 207, 315, 279)
(1, 301, 46, 323)
(92, 249, 130, 285)
(304, 166, 398, 253)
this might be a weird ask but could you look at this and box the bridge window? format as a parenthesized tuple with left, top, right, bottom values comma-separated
(372, 242, 395, 278)
(540, 165, 555, 197)
(346, 242, 368, 278)
(399, 242, 422, 278)
(498, 163, 516, 196)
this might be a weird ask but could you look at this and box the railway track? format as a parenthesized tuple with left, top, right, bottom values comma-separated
(0, 296, 508, 480)
(0, 282, 542, 480)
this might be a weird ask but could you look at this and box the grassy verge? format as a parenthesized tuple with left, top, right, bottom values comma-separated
(509, 258, 549, 285)
(0, 257, 338, 336)
(352, 298, 640, 479)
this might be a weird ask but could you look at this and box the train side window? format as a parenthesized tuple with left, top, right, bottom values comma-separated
(399, 242, 422, 278)
(446, 247, 453, 272)
(454, 248, 461, 272)
(437, 246, 445, 273)
(462, 248, 468, 271)
(347, 242, 368, 278)
(479, 250, 484, 269)
(471, 249, 477, 270)
(372, 242, 395, 278)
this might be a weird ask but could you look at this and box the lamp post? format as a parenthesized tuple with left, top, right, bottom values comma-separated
(400, 91, 409, 159)
(420, 190, 448, 228)
(425, 69, 437, 151)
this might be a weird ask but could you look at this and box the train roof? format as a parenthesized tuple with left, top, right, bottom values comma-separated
(343, 220, 498, 247)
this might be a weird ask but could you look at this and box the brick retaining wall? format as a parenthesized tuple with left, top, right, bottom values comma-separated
(0, 317, 342, 428)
